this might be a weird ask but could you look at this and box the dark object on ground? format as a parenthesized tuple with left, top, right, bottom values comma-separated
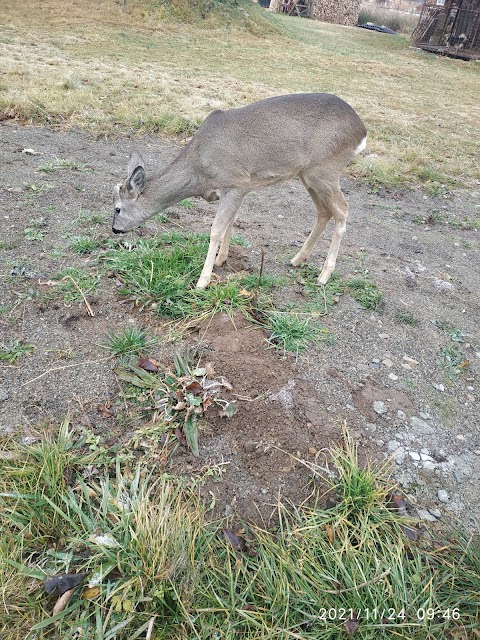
(357, 22, 397, 35)
(43, 572, 89, 596)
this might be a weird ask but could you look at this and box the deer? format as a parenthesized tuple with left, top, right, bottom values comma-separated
(112, 93, 367, 289)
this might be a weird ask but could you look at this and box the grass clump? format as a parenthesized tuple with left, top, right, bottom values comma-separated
(265, 311, 330, 356)
(395, 308, 421, 326)
(105, 232, 209, 317)
(37, 158, 90, 173)
(44, 267, 100, 304)
(345, 276, 384, 310)
(104, 326, 156, 357)
(0, 339, 34, 364)
(68, 235, 100, 254)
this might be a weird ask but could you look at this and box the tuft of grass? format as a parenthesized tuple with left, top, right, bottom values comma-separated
(68, 235, 100, 254)
(37, 158, 90, 173)
(265, 312, 330, 356)
(104, 326, 156, 357)
(188, 279, 253, 320)
(44, 267, 100, 304)
(0, 339, 34, 364)
(345, 276, 384, 310)
(395, 308, 421, 326)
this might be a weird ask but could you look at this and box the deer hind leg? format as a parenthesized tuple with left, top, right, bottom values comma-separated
(292, 174, 349, 284)
(196, 189, 245, 289)
(290, 180, 332, 268)
(317, 185, 349, 285)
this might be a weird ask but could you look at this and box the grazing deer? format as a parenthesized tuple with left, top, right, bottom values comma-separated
(112, 93, 367, 288)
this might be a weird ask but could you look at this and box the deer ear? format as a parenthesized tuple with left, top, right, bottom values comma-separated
(126, 152, 146, 195)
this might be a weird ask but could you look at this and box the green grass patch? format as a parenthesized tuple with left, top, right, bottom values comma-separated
(0, 339, 34, 364)
(1, 426, 478, 638)
(104, 326, 157, 357)
(265, 311, 331, 356)
(395, 309, 421, 326)
(44, 267, 100, 304)
(68, 235, 100, 254)
(37, 158, 90, 173)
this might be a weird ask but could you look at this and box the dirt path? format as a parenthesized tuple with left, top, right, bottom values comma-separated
(1, 123, 479, 526)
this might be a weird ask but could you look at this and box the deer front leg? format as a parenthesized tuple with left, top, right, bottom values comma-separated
(196, 189, 245, 289)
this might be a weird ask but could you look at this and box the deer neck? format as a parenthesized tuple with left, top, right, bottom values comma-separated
(141, 153, 199, 214)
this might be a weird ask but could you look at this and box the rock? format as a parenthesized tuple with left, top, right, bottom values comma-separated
(379, 333, 390, 339)
(434, 278, 454, 291)
(433, 383, 445, 392)
(420, 453, 434, 462)
(0, 388, 9, 402)
(388, 373, 399, 381)
(417, 509, 438, 522)
(437, 489, 449, 503)
(409, 451, 421, 461)
(403, 355, 419, 366)
(373, 401, 388, 415)
(382, 358, 393, 367)
(428, 508, 442, 519)
(397, 410, 407, 420)
(410, 416, 434, 435)
(393, 447, 406, 464)
(423, 461, 436, 471)
(388, 440, 400, 452)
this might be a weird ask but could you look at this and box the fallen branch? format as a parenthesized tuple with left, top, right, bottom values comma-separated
(61, 274, 95, 317)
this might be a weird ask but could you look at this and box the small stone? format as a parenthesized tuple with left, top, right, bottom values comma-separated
(433, 383, 445, 392)
(409, 451, 421, 461)
(420, 453, 434, 461)
(379, 333, 390, 339)
(417, 509, 438, 522)
(373, 401, 388, 415)
(397, 410, 407, 420)
(388, 373, 399, 381)
(382, 358, 393, 368)
(437, 490, 449, 503)
(0, 388, 9, 402)
(456, 434, 466, 441)
(428, 508, 442, 518)
(423, 461, 436, 471)
(403, 355, 419, 366)
(388, 440, 400, 452)
(372, 358, 381, 364)
(410, 416, 434, 435)
(401, 363, 412, 371)
(419, 412, 431, 420)
(474, 450, 480, 456)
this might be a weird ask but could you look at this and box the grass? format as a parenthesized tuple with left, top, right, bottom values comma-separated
(0, 339, 34, 364)
(68, 235, 100, 254)
(395, 308, 421, 326)
(37, 157, 90, 173)
(0, 0, 479, 190)
(358, 6, 419, 34)
(104, 326, 157, 357)
(43, 267, 100, 304)
(265, 311, 331, 356)
(0, 425, 478, 639)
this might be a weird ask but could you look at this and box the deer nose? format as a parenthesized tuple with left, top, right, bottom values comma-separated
(115, 207, 121, 214)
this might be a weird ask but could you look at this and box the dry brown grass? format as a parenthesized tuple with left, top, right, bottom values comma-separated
(1, 0, 479, 189)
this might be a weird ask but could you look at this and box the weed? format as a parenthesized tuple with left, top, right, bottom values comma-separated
(0, 239, 19, 250)
(24, 219, 47, 241)
(104, 326, 156, 357)
(0, 339, 34, 364)
(434, 320, 465, 342)
(265, 312, 330, 356)
(439, 344, 469, 373)
(152, 212, 170, 223)
(395, 309, 421, 326)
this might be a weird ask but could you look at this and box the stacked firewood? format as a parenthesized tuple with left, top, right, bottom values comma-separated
(310, 0, 361, 25)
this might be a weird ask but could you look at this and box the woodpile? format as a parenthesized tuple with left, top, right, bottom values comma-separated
(270, 0, 361, 26)
(310, 0, 361, 26)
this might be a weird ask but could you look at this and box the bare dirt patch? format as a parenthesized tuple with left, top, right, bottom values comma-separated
(1, 123, 479, 527)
